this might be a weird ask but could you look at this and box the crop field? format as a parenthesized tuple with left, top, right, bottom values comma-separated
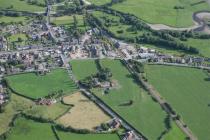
(6, 69, 78, 99)
(145, 65, 210, 140)
(71, 59, 185, 140)
(87, 0, 111, 6)
(6, 117, 56, 140)
(56, 92, 110, 130)
(70, 60, 98, 80)
(0, 0, 45, 13)
(57, 129, 120, 140)
(111, 0, 210, 27)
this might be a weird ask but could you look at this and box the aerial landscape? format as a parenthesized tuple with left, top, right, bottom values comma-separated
(0, 0, 210, 140)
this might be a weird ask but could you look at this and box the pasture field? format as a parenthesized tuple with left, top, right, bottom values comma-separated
(0, 0, 45, 13)
(70, 59, 98, 80)
(6, 117, 56, 140)
(0, 94, 33, 135)
(56, 92, 110, 130)
(182, 38, 210, 57)
(111, 0, 210, 27)
(72, 59, 178, 140)
(0, 16, 30, 24)
(57, 130, 120, 140)
(5, 69, 78, 99)
(145, 65, 210, 140)
(87, 0, 111, 6)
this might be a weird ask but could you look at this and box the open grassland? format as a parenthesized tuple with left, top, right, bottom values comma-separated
(88, 0, 111, 6)
(145, 65, 210, 140)
(56, 92, 110, 130)
(57, 130, 120, 140)
(162, 122, 186, 140)
(72, 59, 167, 140)
(0, 0, 45, 13)
(0, 16, 30, 24)
(6, 69, 78, 99)
(6, 117, 56, 140)
(70, 59, 98, 80)
(111, 0, 210, 27)
(182, 38, 210, 57)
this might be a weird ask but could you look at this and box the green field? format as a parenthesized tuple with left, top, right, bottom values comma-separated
(145, 65, 210, 140)
(6, 117, 56, 140)
(71, 59, 185, 140)
(111, 0, 210, 27)
(57, 130, 120, 140)
(70, 59, 98, 80)
(6, 69, 78, 99)
(0, 0, 45, 13)
(87, 0, 111, 6)
(183, 38, 210, 57)
(0, 16, 30, 24)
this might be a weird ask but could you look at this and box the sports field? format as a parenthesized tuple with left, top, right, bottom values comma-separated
(57, 130, 120, 140)
(111, 0, 210, 27)
(145, 65, 210, 140)
(6, 69, 78, 99)
(56, 92, 110, 130)
(6, 117, 56, 140)
(72, 59, 183, 140)
(70, 60, 98, 80)
(0, 0, 45, 13)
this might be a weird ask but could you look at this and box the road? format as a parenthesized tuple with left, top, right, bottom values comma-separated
(61, 54, 146, 140)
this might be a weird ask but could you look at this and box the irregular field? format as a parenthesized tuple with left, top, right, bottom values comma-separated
(57, 130, 120, 140)
(6, 117, 56, 140)
(5, 69, 78, 99)
(56, 92, 110, 130)
(111, 0, 210, 27)
(0, 0, 45, 12)
(70, 59, 98, 80)
(72, 59, 171, 140)
(145, 65, 210, 140)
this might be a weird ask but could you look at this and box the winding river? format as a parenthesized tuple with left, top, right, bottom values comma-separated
(147, 11, 210, 34)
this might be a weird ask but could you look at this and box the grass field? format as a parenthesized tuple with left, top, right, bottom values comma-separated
(111, 0, 210, 27)
(72, 59, 174, 140)
(57, 130, 120, 140)
(70, 60, 98, 80)
(182, 38, 210, 57)
(87, 0, 111, 6)
(0, 0, 45, 13)
(56, 92, 110, 130)
(0, 16, 30, 24)
(6, 117, 56, 140)
(6, 69, 78, 99)
(145, 65, 210, 140)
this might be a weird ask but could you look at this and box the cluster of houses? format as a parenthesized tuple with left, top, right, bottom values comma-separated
(0, 84, 7, 106)
(36, 97, 57, 106)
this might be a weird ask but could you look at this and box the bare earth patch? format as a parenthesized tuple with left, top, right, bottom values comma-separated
(56, 92, 110, 130)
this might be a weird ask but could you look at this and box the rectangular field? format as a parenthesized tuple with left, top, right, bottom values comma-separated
(145, 65, 210, 140)
(5, 69, 78, 99)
